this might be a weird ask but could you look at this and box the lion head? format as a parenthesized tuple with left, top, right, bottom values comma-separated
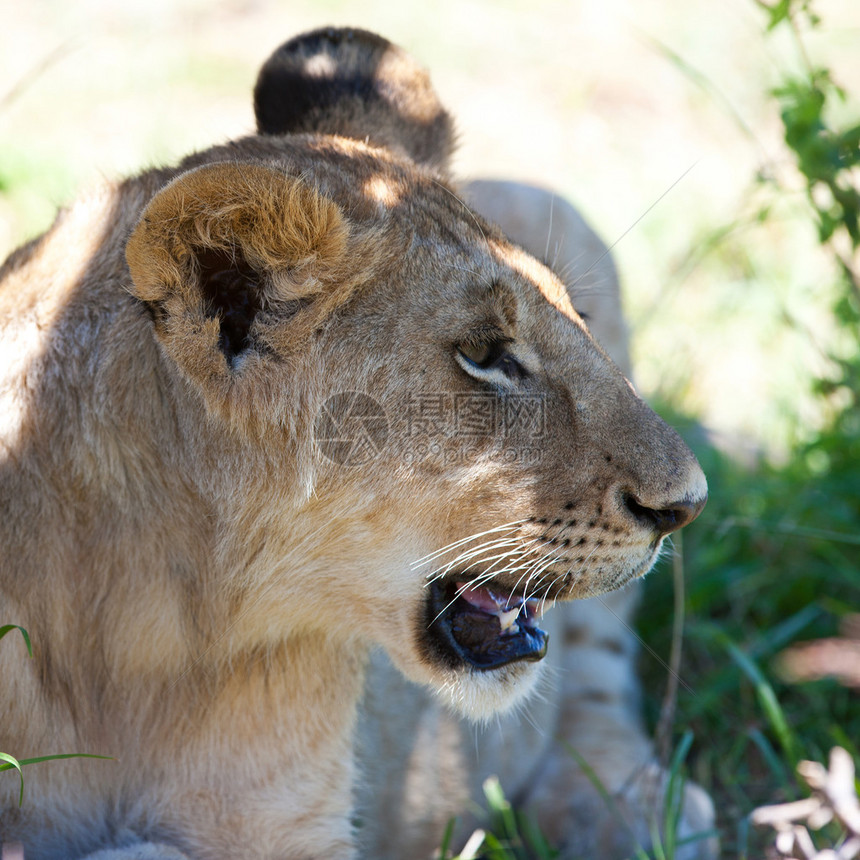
(122, 28, 707, 719)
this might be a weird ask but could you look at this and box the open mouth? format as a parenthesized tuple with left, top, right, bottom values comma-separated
(425, 578, 550, 671)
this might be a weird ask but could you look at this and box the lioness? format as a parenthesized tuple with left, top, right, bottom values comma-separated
(0, 28, 708, 859)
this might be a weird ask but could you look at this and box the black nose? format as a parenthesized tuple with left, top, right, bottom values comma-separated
(623, 492, 707, 536)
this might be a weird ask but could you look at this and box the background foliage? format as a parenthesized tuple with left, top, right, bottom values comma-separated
(638, 1, 860, 857)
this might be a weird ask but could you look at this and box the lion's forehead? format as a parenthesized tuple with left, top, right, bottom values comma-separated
(395, 193, 580, 327)
(388, 194, 578, 313)
(487, 240, 578, 318)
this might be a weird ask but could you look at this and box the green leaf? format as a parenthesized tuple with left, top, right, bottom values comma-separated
(438, 818, 457, 857)
(663, 729, 694, 855)
(13, 753, 114, 768)
(0, 752, 24, 807)
(0, 625, 32, 656)
(0, 754, 113, 807)
(764, 0, 793, 30)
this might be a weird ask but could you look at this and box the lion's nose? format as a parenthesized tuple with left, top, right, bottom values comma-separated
(622, 492, 707, 537)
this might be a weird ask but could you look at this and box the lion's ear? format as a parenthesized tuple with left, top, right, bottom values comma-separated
(126, 162, 350, 425)
(254, 28, 454, 173)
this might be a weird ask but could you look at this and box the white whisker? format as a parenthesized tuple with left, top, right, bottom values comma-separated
(544, 193, 555, 266)
(511, 547, 567, 607)
(411, 520, 526, 569)
(424, 538, 525, 584)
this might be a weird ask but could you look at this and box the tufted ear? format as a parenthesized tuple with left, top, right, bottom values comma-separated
(254, 27, 455, 174)
(126, 162, 351, 427)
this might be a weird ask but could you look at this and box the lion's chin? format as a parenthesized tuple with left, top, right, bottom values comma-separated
(432, 659, 546, 721)
(387, 577, 553, 721)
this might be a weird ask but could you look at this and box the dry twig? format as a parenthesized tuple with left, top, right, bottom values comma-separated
(752, 747, 860, 859)
(777, 615, 860, 689)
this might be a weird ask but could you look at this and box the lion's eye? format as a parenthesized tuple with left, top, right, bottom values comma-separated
(456, 339, 525, 381)
(458, 341, 496, 367)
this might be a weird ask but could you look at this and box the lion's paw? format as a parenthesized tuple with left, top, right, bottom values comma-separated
(523, 753, 718, 859)
(82, 837, 190, 860)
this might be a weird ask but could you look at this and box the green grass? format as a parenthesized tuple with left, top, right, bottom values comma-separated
(437, 777, 565, 860)
(437, 736, 719, 860)
(635, 416, 860, 857)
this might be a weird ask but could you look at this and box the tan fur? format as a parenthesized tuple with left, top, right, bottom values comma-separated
(0, 29, 708, 860)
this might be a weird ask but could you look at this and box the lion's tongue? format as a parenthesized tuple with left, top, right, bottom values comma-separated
(455, 582, 543, 633)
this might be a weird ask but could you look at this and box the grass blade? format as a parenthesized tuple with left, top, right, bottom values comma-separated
(562, 743, 651, 860)
(438, 817, 457, 857)
(0, 754, 113, 806)
(0, 753, 24, 806)
(10, 753, 113, 768)
(699, 623, 801, 766)
(0, 625, 32, 656)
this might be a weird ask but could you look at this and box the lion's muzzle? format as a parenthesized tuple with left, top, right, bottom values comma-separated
(425, 578, 550, 670)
